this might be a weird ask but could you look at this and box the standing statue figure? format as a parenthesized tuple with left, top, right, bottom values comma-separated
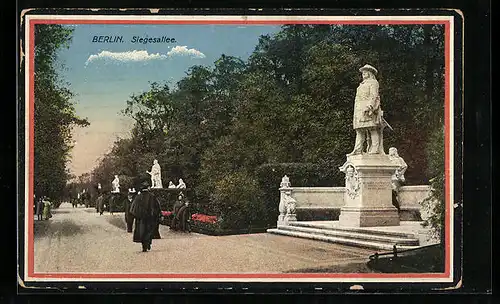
(348, 64, 387, 155)
(112, 175, 120, 193)
(146, 159, 163, 189)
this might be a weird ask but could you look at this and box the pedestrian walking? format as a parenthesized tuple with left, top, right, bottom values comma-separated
(129, 182, 161, 252)
(36, 197, 43, 221)
(42, 197, 52, 220)
(96, 194, 105, 215)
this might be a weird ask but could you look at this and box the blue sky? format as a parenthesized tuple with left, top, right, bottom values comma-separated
(55, 24, 282, 177)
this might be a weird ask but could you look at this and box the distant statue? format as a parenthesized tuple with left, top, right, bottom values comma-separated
(168, 181, 176, 188)
(112, 175, 120, 193)
(348, 64, 389, 155)
(176, 178, 186, 189)
(388, 147, 408, 192)
(146, 159, 163, 189)
(280, 175, 291, 188)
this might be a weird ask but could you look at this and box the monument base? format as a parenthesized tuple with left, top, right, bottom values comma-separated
(338, 207, 400, 227)
(338, 153, 401, 228)
(277, 214, 297, 227)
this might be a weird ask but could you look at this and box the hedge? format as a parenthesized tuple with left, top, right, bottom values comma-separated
(255, 162, 344, 228)
(158, 163, 345, 235)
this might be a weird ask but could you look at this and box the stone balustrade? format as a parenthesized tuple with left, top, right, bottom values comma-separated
(280, 184, 432, 222)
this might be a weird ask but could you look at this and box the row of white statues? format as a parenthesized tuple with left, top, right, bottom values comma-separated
(110, 160, 187, 193)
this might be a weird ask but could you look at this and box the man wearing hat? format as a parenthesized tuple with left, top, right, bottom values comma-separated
(348, 64, 384, 155)
(125, 188, 137, 233)
(129, 180, 162, 252)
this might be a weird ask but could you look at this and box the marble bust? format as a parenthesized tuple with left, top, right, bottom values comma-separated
(280, 175, 291, 188)
(388, 147, 408, 192)
(147, 159, 163, 188)
(176, 178, 186, 189)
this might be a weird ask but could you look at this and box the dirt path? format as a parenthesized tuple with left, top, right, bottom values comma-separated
(34, 203, 375, 274)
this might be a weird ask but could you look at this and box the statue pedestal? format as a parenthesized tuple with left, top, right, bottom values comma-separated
(338, 154, 400, 227)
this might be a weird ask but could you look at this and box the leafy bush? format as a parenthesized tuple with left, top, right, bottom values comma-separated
(255, 162, 344, 228)
(421, 125, 445, 242)
(209, 171, 267, 230)
(149, 188, 191, 211)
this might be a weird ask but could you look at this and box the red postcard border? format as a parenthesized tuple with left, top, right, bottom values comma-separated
(25, 16, 453, 281)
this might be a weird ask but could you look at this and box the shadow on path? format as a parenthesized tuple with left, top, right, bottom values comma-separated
(106, 216, 127, 230)
(34, 219, 85, 238)
(51, 209, 72, 214)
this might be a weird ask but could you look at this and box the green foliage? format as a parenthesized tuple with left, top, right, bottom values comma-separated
(149, 189, 191, 212)
(33, 24, 89, 203)
(209, 171, 266, 230)
(421, 125, 445, 241)
(81, 24, 446, 233)
(255, 163, 344, 227)
(256, 163, 344, 188)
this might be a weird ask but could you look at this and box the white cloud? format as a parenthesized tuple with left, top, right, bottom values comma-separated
(166, 46, 206, 59)
(85, 50, 168, 65)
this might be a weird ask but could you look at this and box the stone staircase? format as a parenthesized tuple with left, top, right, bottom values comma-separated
(267, 221, 421, 251)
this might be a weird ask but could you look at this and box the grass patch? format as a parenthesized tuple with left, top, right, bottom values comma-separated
(367, 244, 444, 273)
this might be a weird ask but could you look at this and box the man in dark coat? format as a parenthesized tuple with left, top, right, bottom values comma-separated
(129, 184, 162, 252)
(36, 197, 43, 220)
(170, 193, 190, 232)
(125, 189, 137, 233)
(96, 194, 105, 215)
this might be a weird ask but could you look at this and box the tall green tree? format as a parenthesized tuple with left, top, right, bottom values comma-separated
(89, 24, 446, 230)
(33, 24, 89, 202)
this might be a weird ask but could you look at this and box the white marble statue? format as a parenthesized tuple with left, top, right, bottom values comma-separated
(146, 159, 163, 188)
(168, 181, 176, 188)
(280, 175, 291, 188)
(388, 147, 408, 192)
(112, 175, 120, 193)
(278, 176, 296, 225)
(348, 64, 389, 155)
(176, 178, 186, 189)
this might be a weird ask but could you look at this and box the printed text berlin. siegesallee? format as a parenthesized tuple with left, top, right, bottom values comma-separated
(92, 35, 177, 44)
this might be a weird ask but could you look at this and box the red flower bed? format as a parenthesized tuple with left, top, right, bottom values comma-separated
(191, 213, 217, 224)
(161, 211, 172, 217)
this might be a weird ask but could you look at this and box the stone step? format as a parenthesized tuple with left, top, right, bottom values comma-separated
(278, 225, 419, 246)
(289, 221, 417, 239)
(267, 228, 420, 251)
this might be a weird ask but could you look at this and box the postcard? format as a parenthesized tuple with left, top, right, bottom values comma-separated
(18, 10, 462, 291)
